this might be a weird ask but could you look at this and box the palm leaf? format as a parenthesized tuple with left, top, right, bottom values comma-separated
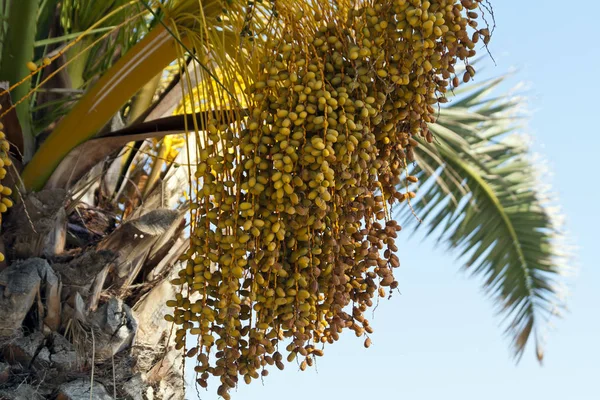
(0, 0, 39, 158)
(399, 77, 569, 362)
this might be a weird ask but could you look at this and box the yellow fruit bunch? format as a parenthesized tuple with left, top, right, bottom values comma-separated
(167, 0, 491, 397)
(0, 122, 14, 263)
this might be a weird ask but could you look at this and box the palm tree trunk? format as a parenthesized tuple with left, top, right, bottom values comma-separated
(0, 189, 188, 399)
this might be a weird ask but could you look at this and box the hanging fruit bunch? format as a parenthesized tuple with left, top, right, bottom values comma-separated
(0, 122, 13, 263)
(168, 0, 492, 397)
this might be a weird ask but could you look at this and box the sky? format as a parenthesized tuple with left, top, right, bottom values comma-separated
(187, 1, 600, 399)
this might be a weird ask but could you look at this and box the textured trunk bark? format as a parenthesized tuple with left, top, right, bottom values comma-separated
(0, 190, 188, 399)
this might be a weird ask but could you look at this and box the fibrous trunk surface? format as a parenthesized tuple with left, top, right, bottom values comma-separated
(0, 190, 187, 399)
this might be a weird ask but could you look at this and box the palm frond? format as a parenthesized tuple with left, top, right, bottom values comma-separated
(60, 0, 149, 87)
(399, 77, 569, 362)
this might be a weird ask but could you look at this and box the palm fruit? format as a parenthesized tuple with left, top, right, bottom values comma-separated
(0, 123, 13, 262)
(166, 0, 492, 396)
(25, 61, 37, 72)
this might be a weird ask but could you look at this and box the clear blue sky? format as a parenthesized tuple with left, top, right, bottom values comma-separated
(187, 1, 600, 398)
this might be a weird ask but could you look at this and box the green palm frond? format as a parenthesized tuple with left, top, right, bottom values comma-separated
(58, 0, 150, 89)
(400, 77, 569, 362)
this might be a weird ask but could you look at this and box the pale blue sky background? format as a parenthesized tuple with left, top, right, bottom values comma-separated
(188, 1, 600, 398)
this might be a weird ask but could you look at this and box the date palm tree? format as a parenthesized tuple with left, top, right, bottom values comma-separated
(0, 0, 567, 398)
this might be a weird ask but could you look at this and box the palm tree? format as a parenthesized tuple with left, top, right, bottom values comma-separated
(0, 1, 567, 398)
